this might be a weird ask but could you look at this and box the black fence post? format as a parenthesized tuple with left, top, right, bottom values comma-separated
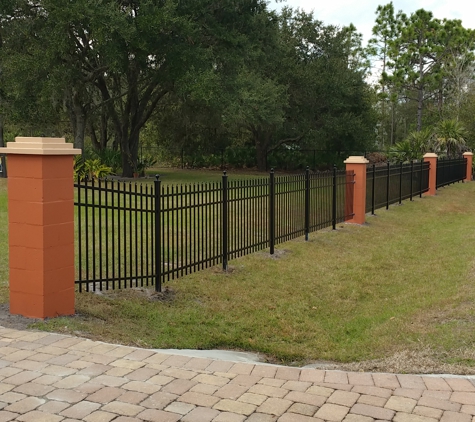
(386, 161, 390, 210)
(439, 157, 442, 189)
(84, 175, 90, 292)
(0, 155, 7, 178)
(222, 171, 228, 270)
(154, 175, 162, 292)
(269, 169, 275, 254)
(371, 164, 376, 215)
(304, 166, 310, 241)
(77, 181, 82, 292)
(332, 165, 337, 230)
(410, 161, 414, 201)
(420, 160, 424, 198)
(399, 162, 403, 205)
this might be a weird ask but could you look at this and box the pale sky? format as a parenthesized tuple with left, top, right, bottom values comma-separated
(269, 0, 473, 44)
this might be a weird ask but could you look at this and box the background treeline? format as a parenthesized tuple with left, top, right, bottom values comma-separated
(1, 1, 474, 175)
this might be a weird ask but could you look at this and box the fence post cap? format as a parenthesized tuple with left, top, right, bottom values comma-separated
(463, 152, 473, 156)
(343, 156, 369, 164)
(0, 137, 81, 156)
(423, 153, 438, 158)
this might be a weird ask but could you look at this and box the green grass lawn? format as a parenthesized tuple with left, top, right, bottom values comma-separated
(3, 173, 475, 372)
(145, 167, 265, 184)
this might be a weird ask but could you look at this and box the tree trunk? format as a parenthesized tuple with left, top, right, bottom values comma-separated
(255, 132, 271, 172)
(120, 131, 140, 177)
(74, 113, 86, 152)
(390, 100, 395, 145)
(0, 114, 4, 148)
(256, 145, 267, 171)
(0, 114, 6, 178)
(417, 55, 424, 132)
(67, 91, 87, 151)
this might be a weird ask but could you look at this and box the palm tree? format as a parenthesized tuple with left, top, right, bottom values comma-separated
(389, 127, 435, 163)
(435, 119, 468, 158)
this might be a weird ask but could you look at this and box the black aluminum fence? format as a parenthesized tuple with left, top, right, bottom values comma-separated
(0, 155, 6, 178)
(436, 157, 466, 188)
(366, 161, 430, 214)
(75, 168, 355, 292)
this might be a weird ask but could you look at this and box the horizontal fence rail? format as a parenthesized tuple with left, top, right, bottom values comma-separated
(366, 161, 430, 214)
(436, 157, 466, 188)
(75, 168, 354, 292)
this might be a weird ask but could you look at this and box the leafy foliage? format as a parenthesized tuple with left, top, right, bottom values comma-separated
(389, 119, 469, 163)
(389, 128, 435, 163)
(367, 3, 475, 146)
(435, 119, 468, 157)
(74, 156, 112, 181)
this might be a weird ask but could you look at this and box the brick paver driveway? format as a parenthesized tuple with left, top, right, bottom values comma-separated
(0, 326, 475, 421)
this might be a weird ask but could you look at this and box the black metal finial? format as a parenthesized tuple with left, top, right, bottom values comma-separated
(155, 174, 160, 180)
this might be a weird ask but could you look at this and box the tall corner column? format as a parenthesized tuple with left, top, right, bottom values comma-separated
(0, 137, 81, 319)
(463, 152, 473, 182)
(423, 153, 438, 196)
(344, 156, 369, 225)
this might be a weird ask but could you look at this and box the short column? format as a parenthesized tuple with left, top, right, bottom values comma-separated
(463, 152, 473, 182)
(344, 156, 369, 225)
(0, 137, 81, 319)
(423, 153, 437, 196)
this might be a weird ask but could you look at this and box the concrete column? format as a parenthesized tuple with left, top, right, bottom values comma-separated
(344, 156, 369, 225)
(423, 153, 437, 196)
(0, 137, 81, 318)
(463, 152, 473, 182)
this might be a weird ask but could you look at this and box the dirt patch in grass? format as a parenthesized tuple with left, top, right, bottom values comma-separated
(0, 304, 42, 330)
(94, 286, 177, 303)
(258, 249, 292, 260)
(340, 348, 475, 375)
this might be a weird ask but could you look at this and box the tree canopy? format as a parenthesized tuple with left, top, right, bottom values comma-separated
(14, 1, 473, 172)
(367, 2, 475, 148)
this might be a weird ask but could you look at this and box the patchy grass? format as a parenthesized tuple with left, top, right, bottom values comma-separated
(27, 181, 475, 371)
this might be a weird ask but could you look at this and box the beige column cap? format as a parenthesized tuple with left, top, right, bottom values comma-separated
(0, 137, 81, 155)
(463, 151, 474, 156)
(344, 156, 369, 164)
(423, 152, 438, 158)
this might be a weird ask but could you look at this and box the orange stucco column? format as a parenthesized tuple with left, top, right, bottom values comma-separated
(0, 137, 81, 319)
(423, 153, 437, 196)
(344, 156, 369, 225)
(463, 152, 473, 182)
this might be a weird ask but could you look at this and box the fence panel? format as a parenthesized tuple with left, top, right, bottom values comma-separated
(366, 161, 430, 213)
(227, 177, 269, 259)
(436, 158, 466, 188)
(75, 169, 355, 292)
(75, 179, 155, 292)
(274, 174, 306, 245)
(160, 181, 223, 284)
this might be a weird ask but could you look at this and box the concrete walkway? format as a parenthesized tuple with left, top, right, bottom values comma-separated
(1, 327, 475, 421)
